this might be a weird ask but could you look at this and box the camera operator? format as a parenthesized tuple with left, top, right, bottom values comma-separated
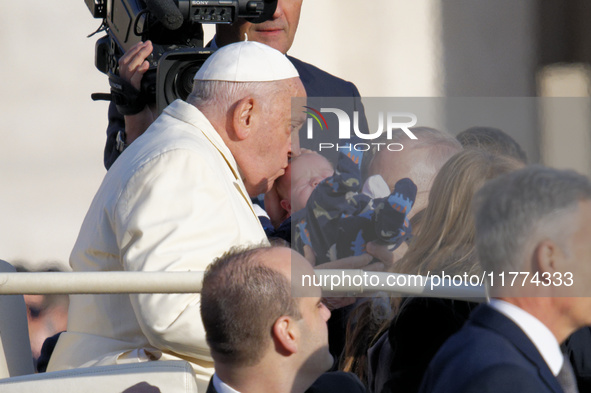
(104, 0, 368, 169)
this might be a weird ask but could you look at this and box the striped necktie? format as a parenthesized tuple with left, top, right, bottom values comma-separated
(556, 354, 579, 393)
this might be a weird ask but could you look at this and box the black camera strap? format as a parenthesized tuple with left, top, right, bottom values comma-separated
(91, 73, 147, 116)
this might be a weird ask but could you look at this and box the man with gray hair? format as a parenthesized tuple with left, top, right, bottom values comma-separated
(361, 127, 462, 264)
(419, 165, 591, 393)
(361, 127, 462, 220)
(47, 41, 306, 391)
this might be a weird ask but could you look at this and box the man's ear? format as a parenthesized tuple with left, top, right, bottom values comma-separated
(232, 97, 256, 141)
(533, 239, 562, 273)
(272, 316, 298, 356)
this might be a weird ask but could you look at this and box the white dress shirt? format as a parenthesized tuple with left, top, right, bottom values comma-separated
(213, 373, 241, 393)
(488, 299, 563, 375)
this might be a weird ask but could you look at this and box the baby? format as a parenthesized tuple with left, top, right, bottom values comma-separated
(275, 150, 336, 219)
(265, 150, 417, 265)
(259, 151, 332, 243)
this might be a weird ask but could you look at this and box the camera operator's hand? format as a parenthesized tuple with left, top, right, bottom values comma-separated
(119, 41, 152, 91)
(118, 41, 157, 144)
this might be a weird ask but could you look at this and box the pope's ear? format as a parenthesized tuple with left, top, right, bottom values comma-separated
(232, 96, 255, 140)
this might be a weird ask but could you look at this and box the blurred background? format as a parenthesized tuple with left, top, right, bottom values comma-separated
(1, 0, 590, 271)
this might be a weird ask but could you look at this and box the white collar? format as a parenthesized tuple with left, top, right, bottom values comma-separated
(162, 100, 258, 218)
(488, 299, 564, 375)
(163, 99, 240, 179)
(213, 373, 241, 393)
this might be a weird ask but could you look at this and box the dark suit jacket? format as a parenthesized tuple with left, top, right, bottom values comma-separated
(418, 304, 564, 393)
(307, 371, 367, 393)
(206, 379, 217, 393)
(205, 371, 366, 393)
(370, 298, 477, 393)
(562, 327, 591, 392)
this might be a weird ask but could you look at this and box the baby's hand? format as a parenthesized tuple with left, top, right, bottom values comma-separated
(366, 240, 408, 271)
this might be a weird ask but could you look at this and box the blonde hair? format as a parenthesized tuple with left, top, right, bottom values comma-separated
(393, 149, 523, 276)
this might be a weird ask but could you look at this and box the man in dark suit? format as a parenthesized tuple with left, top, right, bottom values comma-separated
(419, 165, 591, 393)
(104, 0, 366, 169)
(200, 244, 365, 393)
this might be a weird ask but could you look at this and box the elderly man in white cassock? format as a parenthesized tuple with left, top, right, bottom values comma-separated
(47, 41, 307, 392)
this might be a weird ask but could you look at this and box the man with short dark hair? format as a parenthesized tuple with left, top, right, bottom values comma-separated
(419, 165, 591, 393)
(201, 245, 331, 393)
(201, 244, 366, 393)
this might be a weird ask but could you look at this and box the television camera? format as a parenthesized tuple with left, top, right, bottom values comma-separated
(85, 0, 277, 114)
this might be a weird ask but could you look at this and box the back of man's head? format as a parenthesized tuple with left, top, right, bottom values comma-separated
(362, 127, 462, 180)
(200, 244, 300, 367)
(473, 165, 591, 275)
(456, 126, 528, 164)
(361, 127, 462, 217)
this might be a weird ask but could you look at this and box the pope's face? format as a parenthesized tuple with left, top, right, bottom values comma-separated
(241, 78, 306, 196)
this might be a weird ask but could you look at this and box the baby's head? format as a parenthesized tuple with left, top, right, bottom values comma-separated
(276, 150, 334, 216)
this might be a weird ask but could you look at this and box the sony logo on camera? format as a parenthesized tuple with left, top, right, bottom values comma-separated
(85, 0, 277, 114)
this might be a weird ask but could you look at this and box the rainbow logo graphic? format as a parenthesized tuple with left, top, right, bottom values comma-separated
(303, 106, 329, 130)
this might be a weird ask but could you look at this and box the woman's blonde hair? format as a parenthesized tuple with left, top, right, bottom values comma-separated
(393, 148, 523, 276)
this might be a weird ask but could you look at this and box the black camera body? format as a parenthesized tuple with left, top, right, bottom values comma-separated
(85, 0, 277, 113)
